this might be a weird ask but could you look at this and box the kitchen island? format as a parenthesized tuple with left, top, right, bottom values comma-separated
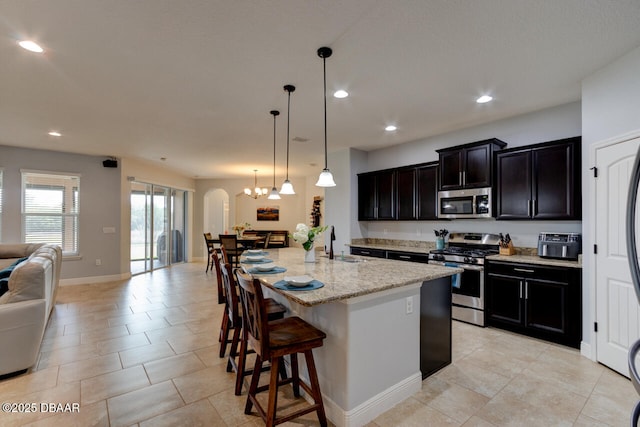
(246, 248, 462, 427)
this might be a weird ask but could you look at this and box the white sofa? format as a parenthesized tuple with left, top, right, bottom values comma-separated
(0, 243, 62, 376)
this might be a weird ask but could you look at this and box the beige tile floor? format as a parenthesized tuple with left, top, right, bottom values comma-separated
(0, 261, 635, 426)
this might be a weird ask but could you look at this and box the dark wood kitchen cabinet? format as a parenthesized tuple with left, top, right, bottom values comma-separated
(358, 170, 395, 220)
(416, 163, 439, 220)
(358, 162, 440, 221)
(437, 138, 506, 190)
(485, 260, 581, 348)
(495, 137, 581, 220)
(396, 167, 417, 220)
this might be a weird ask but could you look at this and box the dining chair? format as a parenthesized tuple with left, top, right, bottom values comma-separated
(203, 233, 215, 273)
(219, 234, 244, 267)
(235, 270, 327, 426)
(260, 232, 272, 249)
(218, 262, 287, 395)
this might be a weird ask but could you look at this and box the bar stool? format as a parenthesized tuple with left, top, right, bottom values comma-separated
(235, 270, 327, 427)
(219, 261, 286, 395)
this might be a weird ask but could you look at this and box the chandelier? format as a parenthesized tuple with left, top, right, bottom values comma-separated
(244, 169, 268, 199)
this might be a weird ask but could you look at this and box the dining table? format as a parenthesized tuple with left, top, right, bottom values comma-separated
(239, 247, 462, 427)
(206, 235, 264, 249)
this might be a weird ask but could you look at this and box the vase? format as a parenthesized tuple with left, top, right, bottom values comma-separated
(304, 243, 316, 263)
(435, 237, 445, 250)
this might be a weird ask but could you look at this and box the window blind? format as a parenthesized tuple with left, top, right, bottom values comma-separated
(22, 172, 80, 255)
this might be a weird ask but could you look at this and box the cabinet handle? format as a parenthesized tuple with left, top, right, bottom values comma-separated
(361, 251, 370, 255)
(462, 171, 466, 186)
(519, 281, 523, 299)
(399, 255, 411, 260)
(458, 172, 463, 186)
(532, 199, 537, 217)
(525, 281, 529, 300)
(527, 200, 532, 217)
(514, 268, 535, 273)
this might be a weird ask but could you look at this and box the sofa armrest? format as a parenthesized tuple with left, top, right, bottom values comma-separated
(0, 299, 47, 376)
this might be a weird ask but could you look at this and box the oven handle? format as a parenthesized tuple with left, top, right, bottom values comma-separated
(432, 260, 484, 272)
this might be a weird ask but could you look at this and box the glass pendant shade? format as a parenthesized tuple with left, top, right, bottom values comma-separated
(268, 186, 281, 200)
(316, 169, 336, 187)
(280, 179, 295, 194)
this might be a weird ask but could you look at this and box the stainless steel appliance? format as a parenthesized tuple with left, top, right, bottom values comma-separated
(428, 232, 501, 326)
(437, 187, 492, 219)
(537, 232, 581, 260)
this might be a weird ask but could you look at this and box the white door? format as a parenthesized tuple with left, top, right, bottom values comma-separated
(595, 135, 640, 376)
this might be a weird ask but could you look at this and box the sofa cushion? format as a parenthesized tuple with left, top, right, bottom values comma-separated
(0, 256, 52, 305)
(0, 243, 43, 259)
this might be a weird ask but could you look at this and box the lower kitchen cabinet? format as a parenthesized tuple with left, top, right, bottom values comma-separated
(485, 260, 581, 348)
(350, 247, 386, 258)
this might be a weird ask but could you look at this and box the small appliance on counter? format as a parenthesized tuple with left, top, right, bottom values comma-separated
(537, 232, 581, 260)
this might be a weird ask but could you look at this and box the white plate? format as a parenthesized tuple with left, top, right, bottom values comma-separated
(246, 255, 265, 261)
(255, 263, 276, 271)
(284, 275, 314, 287)
(246, 249, 263, 254)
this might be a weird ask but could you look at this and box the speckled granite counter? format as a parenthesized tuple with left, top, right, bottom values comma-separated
(486, 253, 582, 269)
(349, 240, 582, 269)
(252, 247, 462, 307)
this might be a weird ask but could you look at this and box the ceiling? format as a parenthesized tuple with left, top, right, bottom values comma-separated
(1, 1, 640, 181)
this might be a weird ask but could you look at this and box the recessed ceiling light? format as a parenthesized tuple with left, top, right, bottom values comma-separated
(18, 40, 44, 53)
(333, 90, 349, 99)
(385, 125, 397, 132)
(48, 131, 61, 137)
(476, 95, 493, 104)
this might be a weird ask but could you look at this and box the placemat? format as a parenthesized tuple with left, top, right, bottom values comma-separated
(247, 266, 287, 274)
(244, 251, 269, 256)
(241, 258, 274, 264)
(274, 280, 324, 291)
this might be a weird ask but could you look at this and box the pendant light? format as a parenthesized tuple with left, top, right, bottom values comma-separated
(280, 84, 296, 195)
(268, 110, 281, 200)
(316, 46, 336, 187)
(244, 169, 268, 199)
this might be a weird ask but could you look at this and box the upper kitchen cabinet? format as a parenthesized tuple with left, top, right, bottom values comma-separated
(437, 138, 507, 190)
(495, 136, 581, 220)
(396, 167, 417, 220)
(358, 170, 395, 220)
(416, 163, 439, 220)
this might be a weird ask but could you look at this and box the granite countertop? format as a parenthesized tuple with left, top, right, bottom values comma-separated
(348, 240, 582, 269)
(248, 248, 462, 307)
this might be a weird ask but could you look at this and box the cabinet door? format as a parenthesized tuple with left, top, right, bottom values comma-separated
(525, 278, 568, 335)
(464, 145, 492, 188)
(439, 150, 463, 190)
(486, 274, 523, 325)
(376, 171, 395, 220)
(532, 143, 577, 219)
(358, 174, 376, 220)
(495, 150, 532, 219)
(417, 164, 438, 220)
(396, 168, 416, 220)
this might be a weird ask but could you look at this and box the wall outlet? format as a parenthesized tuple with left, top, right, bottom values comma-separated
(95, 259, 102, 266)
(406, 296, 413, 314)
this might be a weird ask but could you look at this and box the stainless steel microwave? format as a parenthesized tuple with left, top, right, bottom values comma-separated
(437, 187, 492, 219)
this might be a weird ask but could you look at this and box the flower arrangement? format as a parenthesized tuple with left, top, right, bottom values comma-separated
(291, 223, 328, 251)
(232, 222, 251, 235)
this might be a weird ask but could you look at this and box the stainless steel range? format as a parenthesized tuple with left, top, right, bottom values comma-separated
(428, 232, 501, 326)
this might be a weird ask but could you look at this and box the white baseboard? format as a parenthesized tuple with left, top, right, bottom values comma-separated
(60, 272, 131, 286)
(324, 372, 422, 427)
(581, 341, 594, 361)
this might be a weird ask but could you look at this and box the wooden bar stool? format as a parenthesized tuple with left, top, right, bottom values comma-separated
(235, 270, 327, 427)
(219, 261, 286, 395)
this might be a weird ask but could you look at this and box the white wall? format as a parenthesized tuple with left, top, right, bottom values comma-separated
(581, 44, 640, 353)
(0, 145, 122, 280)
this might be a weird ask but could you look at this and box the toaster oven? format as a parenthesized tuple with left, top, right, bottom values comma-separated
(537, 232, 581, 260)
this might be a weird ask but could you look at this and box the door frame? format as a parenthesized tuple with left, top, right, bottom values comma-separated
(589, 128, 640, 362)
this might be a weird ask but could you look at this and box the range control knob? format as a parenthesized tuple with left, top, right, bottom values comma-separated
(432, 254, 445, 262)
(463, 257, 477, 264)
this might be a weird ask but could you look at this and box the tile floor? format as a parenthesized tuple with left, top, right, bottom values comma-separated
(0, 261, 635, 426)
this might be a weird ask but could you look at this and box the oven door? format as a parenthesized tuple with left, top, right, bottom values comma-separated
(432, 261, 484, 309)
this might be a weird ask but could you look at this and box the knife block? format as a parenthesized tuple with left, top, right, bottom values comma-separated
(499, 242, 515, 256)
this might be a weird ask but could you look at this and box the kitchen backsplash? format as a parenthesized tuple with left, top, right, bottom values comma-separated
(351, 237, 539, 255)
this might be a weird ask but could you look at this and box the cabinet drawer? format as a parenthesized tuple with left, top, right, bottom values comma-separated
(486, 261, 572, 283)
(387, 251, 429, 263)
(350, 247, 386, 258)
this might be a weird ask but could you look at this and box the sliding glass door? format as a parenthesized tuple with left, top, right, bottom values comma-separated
(130, 182, 187, 275)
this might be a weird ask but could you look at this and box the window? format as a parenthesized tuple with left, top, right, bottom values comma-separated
(22, 171, 80, 255)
